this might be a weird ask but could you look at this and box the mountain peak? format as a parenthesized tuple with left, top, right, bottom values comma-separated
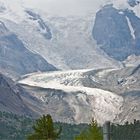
(127, 0, 140, 7)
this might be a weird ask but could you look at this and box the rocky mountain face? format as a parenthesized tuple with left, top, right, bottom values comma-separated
(0, 73, 38, 116)
(92, 4, 140, 60)
(0, 21, 56, 79)
(26, 10, 52, 40)
(128, 0, 140, 7)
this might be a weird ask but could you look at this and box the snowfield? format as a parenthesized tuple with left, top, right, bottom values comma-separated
(1, 0, 139, 70)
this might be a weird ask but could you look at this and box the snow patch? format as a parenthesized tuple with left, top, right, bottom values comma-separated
(126, 16, 136, 39)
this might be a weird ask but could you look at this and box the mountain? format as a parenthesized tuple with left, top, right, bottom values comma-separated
(92, 4, 140, 60)
(0, 0, 139, 72)
(128, 0, 140, 7)
(0, 20, 56, 79)
(0, 0, 139, 124)
(0, 73, 35, 116)
(3, 13, 121, 71)
(0, 0, 124, 72)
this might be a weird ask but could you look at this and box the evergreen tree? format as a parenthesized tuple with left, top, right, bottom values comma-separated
(27, 114, 62, 140)
(75, 118, 103, 140)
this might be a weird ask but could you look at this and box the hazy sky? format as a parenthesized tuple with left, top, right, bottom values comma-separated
(1, 0, 129, 17)
(22, 0, 113, 16)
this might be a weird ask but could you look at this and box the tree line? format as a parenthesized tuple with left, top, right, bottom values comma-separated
(0, 112, 140, 140)
(27, 114, 140, 140)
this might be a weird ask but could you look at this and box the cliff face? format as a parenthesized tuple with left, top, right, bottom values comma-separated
(93, 5, 140, 60)
(0, 73, 39, 117)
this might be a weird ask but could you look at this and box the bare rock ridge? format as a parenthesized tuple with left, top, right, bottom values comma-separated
(127, 0, 140, 7)
(0, 73, 37, 116)
(93, 4, 140, 60)
(26, 10, 52, 40)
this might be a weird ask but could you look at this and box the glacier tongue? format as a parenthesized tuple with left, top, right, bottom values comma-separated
(19, 69, 124, 124)
(18, 65, 140, 124)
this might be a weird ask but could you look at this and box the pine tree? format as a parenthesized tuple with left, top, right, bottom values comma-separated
(75, 118, 103, 140)
(87, 119, 103, 140)
(27, 114, 62, 140)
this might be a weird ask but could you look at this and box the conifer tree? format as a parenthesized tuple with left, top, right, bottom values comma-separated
(27, 114, 62, 140)
(75, 118, 103, 140)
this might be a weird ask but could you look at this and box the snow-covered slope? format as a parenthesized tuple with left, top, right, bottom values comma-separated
(0, 0, 139, 71)
(0, 8, 121, 70)
(0, 20, 56, 80)
(1, 0, 140, 71)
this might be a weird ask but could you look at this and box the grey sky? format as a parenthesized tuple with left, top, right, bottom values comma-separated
(23, 0, 111, 16)
(2, 0, 128, 17)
